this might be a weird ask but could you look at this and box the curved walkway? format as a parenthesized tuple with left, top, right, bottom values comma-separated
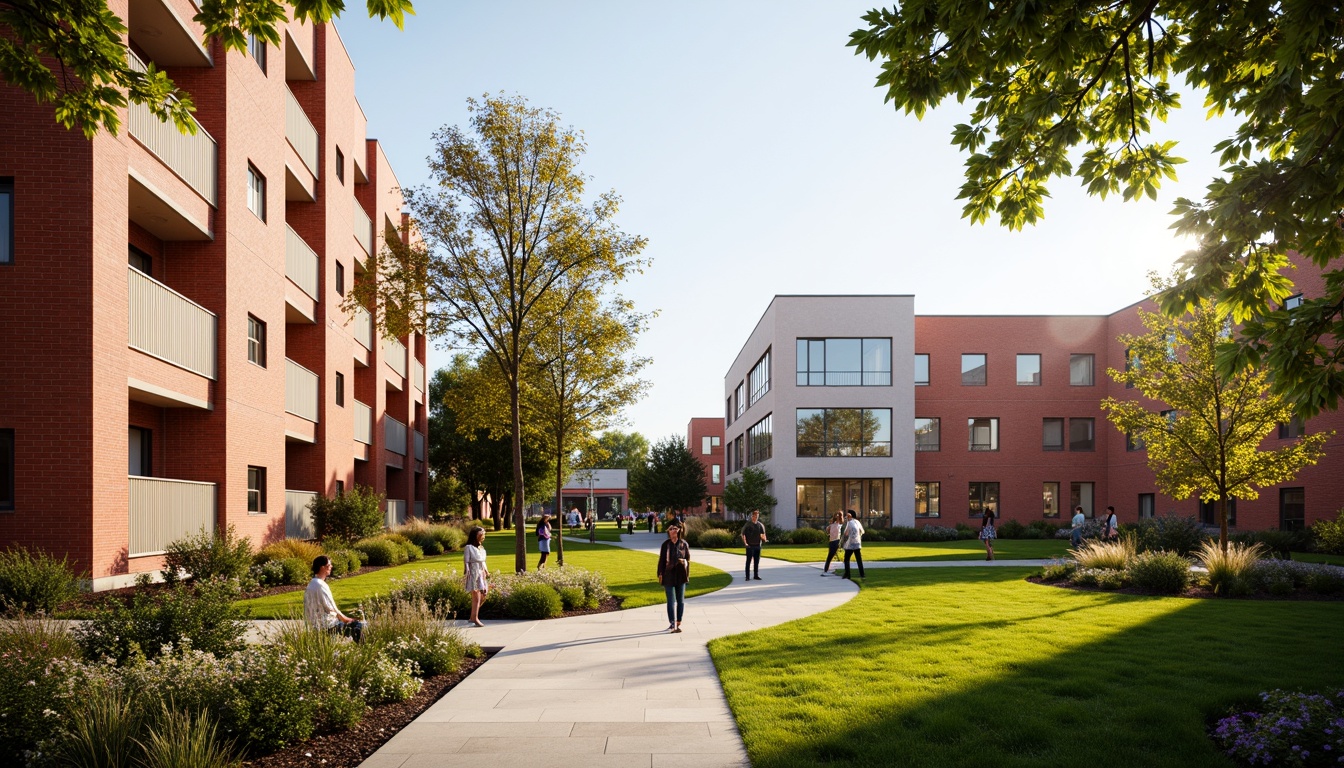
(360, 535, 1051, 768)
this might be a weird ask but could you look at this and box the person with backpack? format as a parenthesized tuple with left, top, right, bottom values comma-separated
(1102, 506, 1119, 540)
(840, 509, 866, 579)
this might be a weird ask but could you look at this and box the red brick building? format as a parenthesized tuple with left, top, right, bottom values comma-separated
(686, 417, 725, 515)
(0, 5, 428, 588)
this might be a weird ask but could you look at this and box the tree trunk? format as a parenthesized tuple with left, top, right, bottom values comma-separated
(1218, 496, 1229, 553)
(511, 368, 527, 574)
(554, 426, 566, 567)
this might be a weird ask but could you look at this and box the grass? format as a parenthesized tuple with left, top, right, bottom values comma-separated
(237, 529, 731, 618)
(711, 538, 1069, 562)
(1292, 551, 1344, 566)
(708, 567, 1344, 768)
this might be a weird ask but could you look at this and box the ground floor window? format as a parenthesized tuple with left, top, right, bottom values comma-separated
(1279, 488, 1305, 531)
(969, 481, 999, 517)
(915, 481, 940, 518)
(1138, 493, 1155, 519)
(1042, 482, 1060, 518)
(247, 466, 266, 514)
(796, 478, 890, 529)
(1199, 497, 1237, 527)
(1071, 482, 1094, 518)
(0, 429, 13, 511)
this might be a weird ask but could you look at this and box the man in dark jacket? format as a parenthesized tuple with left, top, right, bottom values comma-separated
(741, 510, 768, 581)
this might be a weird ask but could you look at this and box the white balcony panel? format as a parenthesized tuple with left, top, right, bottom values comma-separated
(285, 359, 319, 423)
(412, 358, 424, 393)
(385, 415, 407, 456)
(284, 87, 319, 178)
(284, 225, 320, 300)
(129, 476, 215, 557)
(285, 490, 318, 540)
(386, 498, 407, 528)
(126, 50, 218, 205)
(383, 337, 408, 378)
(353, 197, 373, 255)
(352, 306, 374, 351)
(354, 400, 373, 444)
(128, 266, 217, 379)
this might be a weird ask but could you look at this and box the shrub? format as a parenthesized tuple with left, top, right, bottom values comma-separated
(163, 525, 254, 584)
(353, 537, 404, 567)
(268, 622, 411, 730)
(402, 541, 425, 562)
(50, 685, 145, 768)
(1212, 689, 1344, 767)
(1036, 559, 1076, 582)
(75, 578, 249, 663)
(0, 614, 81, 757)
(1197, 540, 1265, 597)
(1055, 519, 1107, 540)
(997, 519, 1027, 539)
(326, 548, 362, 577)
(696, 530, 736, 549)
(1028, 520, 1060, 537)
(1310, 509, 1344, 555)
(1071, 567, 1127, 589)
(253, 559, 286, 587)
(217, 646, 317, 752)
(135, 705, 242, 768)
(421, 578, 471, 618)
(921, 525, 963, 542)
(310, 485, 385, 543)
(1070, 538, 1135, 570)
(1303, 566, 1344, 595)
(0, 545, 85, 613)
(1127, 515, 1209, 555)
(362, 597, 475, 677)
(681, 516, 712, 547)
(1125, 551, 1192, 594)
(1231, 529, 1313, 559)
(787, 527, 828, 545)
(255, 539, 324, 565)
(557, 586, 585, 611)
(508, 584, 563, 620)
(277, 557, 309, 586)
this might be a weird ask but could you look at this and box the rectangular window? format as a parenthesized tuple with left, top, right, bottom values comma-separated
(1042, 418, 1064, 451)
(247, 164, 266, 221)
(968, 417, 998, 451)
(1016, 354, 1041, 385)
(247, 466, 266, 514)
(1069, 354, 1094, 386)
(1138, 493, 1155, 519)
(1284, 294, 1303, 310)
(712, 464, 721, 484)
(0, 429, 13, 510)
(735, 382, 745, 419)
(1279, 487, 1305, 532)
(335, 371, 345, 407)
(1069, 418, 1095, 451)
(1125, 347, 1138, 389)
(336, 261, 345, 296)
(335, 147, 345, 184)
(0, 179, 12, 265)
(1279, 417, 1304, 439)
(711, 436, 721, 448)
(335, 480, 344, 496)
(725, 396, 732, 427)
(914, 417, 940, 452)
(914, 353, 929, 385)
(1126, 431, 1145, 451)
(1042, 482, 1060, 518)
(128, 245, 152, 276)
(915, 481, 940, 518)
(1199, 498, 1237, 527)
(796, 338, 892, 386)
(734, 436, 744, 473)
(128, 427, 152, 477)
(1070, 482, 1094, 518)
(747, 415, 773, 466)
(248, 31, 267, 72)
(961, 354, 987, 386)
(796, 477, 890, 528)
(969, 482, 999, 517)
(702, 436, 712, 455)
(748, 349, 771, 405)
(247, 315, 267, 367)
(795, 408, 892, 457)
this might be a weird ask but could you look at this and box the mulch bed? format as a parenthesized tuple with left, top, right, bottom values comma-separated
(241, 651, 493, 768)
(1026, 575, 1344, 601)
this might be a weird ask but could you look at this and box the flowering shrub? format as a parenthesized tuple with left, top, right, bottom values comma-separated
(1035, 559, 1076, 582)
(1125, 515, 1210, 555)
(362, 597, 474, 677)
(1055, 519, 1108, 540)
(0, 615, 80, 761)
(1212, 689, 1344, 767)
(1249, 560, 1344, 596)
(163, 525, 255, 584)
(75, 577, 249, 663)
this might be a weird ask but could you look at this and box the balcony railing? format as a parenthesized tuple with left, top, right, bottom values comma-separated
(353, 197, 373, 255)
(126, 50, 218, 205)
(128, 266, 217, 379)
(285, 225, 319, 300)
(354, 400, 372, 444)
(129, 476, 215, 557)
(412, 358, 424, 393)
(413, 430, 425, 462)
(386, 498, 407, 528)
(385, 415, 407, 455)
(285, 359, 319, 422)
(352, 306, 373, 350)
(383, 337, 407, 378)
(285, 489, 318, 540)
(284, 87, 319, 178)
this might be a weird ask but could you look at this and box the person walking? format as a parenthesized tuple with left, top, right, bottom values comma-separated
(656, 524, 691, 633)
(303, 555, 365, 642)
(536, 513, 552, 569)
(1102, 506, 1119, 540)
(980, 507, 997, 561)
(822, 512, 843, 575)
(741, 509, 768, 581)
(1070, 506, 1086, 547)
(463, 526, 489, 627)
(841, 509, 866, 579)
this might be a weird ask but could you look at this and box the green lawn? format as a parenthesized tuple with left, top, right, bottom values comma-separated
(237, 530, 731, 618)
(711, 538, 1070, 562)
(1292, 551, 1344, 565)
(708, 567, 1344, 768)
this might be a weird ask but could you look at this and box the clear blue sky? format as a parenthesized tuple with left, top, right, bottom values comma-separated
(337, 1, 1231, 445)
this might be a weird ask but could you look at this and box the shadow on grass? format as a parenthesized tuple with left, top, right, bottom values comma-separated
(709, 568, 1344, 768)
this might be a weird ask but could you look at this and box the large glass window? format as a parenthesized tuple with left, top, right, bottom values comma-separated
(1042, 482, 1060, 518)
(128, 427, 152, 477)
(749, 349, 771, 405)
(711, 465, 721, 484)
(796, 338, 892, 386)
(1070, 354, 1094, 386)
(969, 482, 999, 516)
(915, 354, 929, 385)
(796, 478, 890, 529)
(1126, 431, 1145, 451)
(1017, 354, 1041, 385)
(1279, 417, 1304, 439)
(0, 179, 12, 265)
(1138, 494, 1155, 519)
(915, 482, 940, 518)
(0, 429, 13, 511)
(725, 396, 732, 427)
(702, 436, 713, 455)
(962, 354, 987, 385)
(734, 435, 744, 473)
(914, 417, 940, 452)
(734, 382, 745, 419)
(968, 417, 998, 451)
(1280, 488, 1305, 531)
(747, 414, 773, 466)
(796, 408, 892, 457)
(247, 466, 266, 514)
(1069, 418, 1095, 451)
(1042, 418, 1064, 451)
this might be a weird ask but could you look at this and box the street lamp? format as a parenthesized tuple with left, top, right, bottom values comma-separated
(586, 469, 597, 543)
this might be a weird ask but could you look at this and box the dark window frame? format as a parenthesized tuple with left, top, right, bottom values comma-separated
(914, 353, 930, 386)
(968, 481, 999, 517)
(961, 353, 987, 386)
(1016, 353, 1041, 386)
(748, 348, 771, 406)
(0, 429, 14, 511)
(1069, 353, 1095, 386)
(247, 466, 266, 514)
(335, 371, 345, 407)
(915, 481, 940, 518)
(1278, 416, 1304, 439)
(1069, 417, 1095, 452)
(1138, 493, 1155, 519)
(1279, 487, 1305, 532)
(247, 164, 266, 221)
(1042, 481, 1061, 518)
(128, 244, 152, 276)
(1042, 418, 1065, 451)
(247, 31, 267, 73)
(796, 337, 894, 387)
(0, 178, 13, 266)
(747, 413, 773, 466)
(335, 147, 345, 184)
(247, 314, 267, 368)
(128, 426, 152, 477)
(914, 417, 940, 452)
(335, 261, 345, 296)
(968, 417, 999, 452)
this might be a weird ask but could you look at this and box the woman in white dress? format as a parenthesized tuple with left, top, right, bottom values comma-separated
(463, 526, 489, 627)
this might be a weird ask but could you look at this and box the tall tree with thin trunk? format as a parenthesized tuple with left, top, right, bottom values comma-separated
(630, 436, 708, 515)
(352, 94, 647, 572)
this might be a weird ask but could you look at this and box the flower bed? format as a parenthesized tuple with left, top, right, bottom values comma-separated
(1211, 689, 1344, 766)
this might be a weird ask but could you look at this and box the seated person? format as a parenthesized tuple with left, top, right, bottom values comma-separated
(303, 555, 364, 642)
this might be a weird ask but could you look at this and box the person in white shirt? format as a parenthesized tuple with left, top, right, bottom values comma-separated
(1071, 506, 1087, 547)
(303, 555, 364, 642)
(463, 526, 489, 627)
(1103, 506, 1119, 540)
(841, 509, 866, 579)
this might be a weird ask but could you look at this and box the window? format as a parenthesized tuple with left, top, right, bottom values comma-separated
(1042, 482, 1060, 518)
(1280, 488, 1305, 532)
(0, 429, 13, 511)
(712, 464, 721, 484)
(734, 436, 744, 473)
(1069, 354, 1094, 386)
(247, 466, 266, 514)
(796, 338, 892, 386)
(335, 261, 345, 296)
(247, 31, 267, 72)
(734, 382, 745, 419)
(1071, 482, 1094, 518)
(914, 417, 940, 452)
(1138, 494, 1155, 519)
(128, 427, 152, 477)
(1199, 498, 1237, 527)
(247, 315, 267, 367)
(747, 414, 773, 465)
(335, 147, 345, 184)
(335, 480, 344, 496)
(914, 354, 929, 386)
(969, 482, 999, 517)
(1069, 418, 1095, 451)
(1126, 431, 1145, 451)
(1279, 417, 1304, 439)
(702, 436, 713, 455)
(796, 478, 890, 529)
(1284, 293, 1303, 310)
(128, 245, 151, 276)
(247, 164, 266, 221)
(1124, 347, 1138, 389)
(1042, 418, 1064, 451)
(712, 436, 721, 448)
(1016, 354, 1041, 385)
(915, 482, 940, 518)
(335, 371, 345, 407)
(968, 417, 998, 451)
(961, 354, 987, 386)
(748, 350, 771, 405)
(725, 396, 732, 427)
(796, 408, 892, 457)
(0, 179, 13, 264)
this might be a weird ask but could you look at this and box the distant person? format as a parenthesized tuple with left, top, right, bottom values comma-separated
(740, 510, 768, 581)
(568, 507, 581, 531)
(840, 509, 866, 579)
(536, 513, 552, 569)
(656, 524, 691, 633)
(1071, 506, 1086, 547)
(1103, 506, 1119, 540)
(980, 507, 997, 561)
(463, 526, 489, 627)
(304, 555, 364, 642)
(822, 512, 843, 575)
(587, 510, 597, 543)
(647, 511, 656, 533)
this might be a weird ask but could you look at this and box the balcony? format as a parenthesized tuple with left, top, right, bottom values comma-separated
(413, 430, 425, 473)
(129, 476, 215, 557)
(352, 306, 374, 352)
(285, 225, 319, 322)
(284, 15, 316, 81)
(285, 489, 318, 539)
(385, 414, 407, 469)
(284, 87, 318, 202)
(127, 0, 211, 68)
(354, 400, 372, 461)
(128, 266, 217, 380)
(385, 498, 407, 528)
(353, 197, 373, 255)
(412, 358, 424, 394)
(285, 358, 319, 427)
(126, 50, 218, 208)
(383, 336, 407, 382)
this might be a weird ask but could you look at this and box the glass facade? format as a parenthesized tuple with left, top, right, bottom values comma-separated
(914, 417, 940, 452)
(747, 414, 773, 466)
(796, 408, 892, 457)
(915, 481, 940, 518)
(749, 350, 771, 405)
(796, 478, 891, 529)
(796, 338, 892, 386)
(969, 482, 999, 516)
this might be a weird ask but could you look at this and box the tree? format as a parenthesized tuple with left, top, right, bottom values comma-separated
(578, 430, 650, 473)
(1100, 277, 1330, 550)
(0, 0, 414, 138)
(629, 435, 707, 514)
(850, 2, 1344, 416)
(722, 466, 778, 522)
